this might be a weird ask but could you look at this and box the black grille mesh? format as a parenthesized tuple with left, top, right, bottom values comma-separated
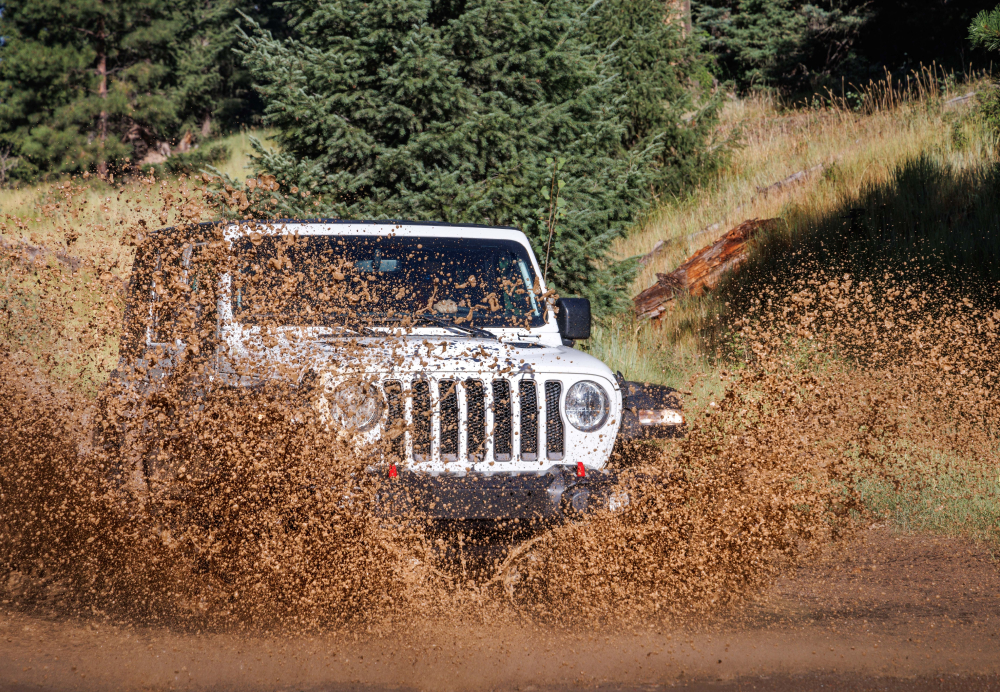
(545, 381, 564, 459)
(519, 380, 539, 460)
(492, 379, 512, 461)
(383, 380, 404, 462)
(439, 380, 459, 461)
(412, 380, 432, 460)
(466, 379, 486, 462)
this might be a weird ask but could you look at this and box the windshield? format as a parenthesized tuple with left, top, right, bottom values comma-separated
(229, 234, 545, 329)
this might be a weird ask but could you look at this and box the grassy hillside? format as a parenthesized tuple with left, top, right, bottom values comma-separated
(586, 70, 998, 398)
(0, 130, 269, 240)
(584, 71, 1000, 549)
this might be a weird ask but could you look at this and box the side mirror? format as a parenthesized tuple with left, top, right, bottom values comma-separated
(555, 297, 591, 341)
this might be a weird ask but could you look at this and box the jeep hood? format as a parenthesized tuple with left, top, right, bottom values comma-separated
(222, 334, 616, 383)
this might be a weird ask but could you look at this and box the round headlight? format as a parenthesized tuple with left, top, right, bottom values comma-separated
(564, 380, 610, 432)
(330, 381, 384, 432)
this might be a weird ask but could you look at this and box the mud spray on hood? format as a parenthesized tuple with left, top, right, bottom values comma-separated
(1, 177, 999, 679)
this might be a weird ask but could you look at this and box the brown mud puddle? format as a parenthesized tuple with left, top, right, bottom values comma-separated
(1, 527, 998, 691)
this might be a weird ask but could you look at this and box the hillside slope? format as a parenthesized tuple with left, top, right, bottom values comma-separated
(586, 71, 997, 387)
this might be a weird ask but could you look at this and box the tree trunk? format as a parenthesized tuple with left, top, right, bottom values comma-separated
(680, 0, 692, 37)
(0, 145, 15, 188)
(633, 218, 781, 320)
(200, 113, 212, 138)
(97, 16, 108, 176)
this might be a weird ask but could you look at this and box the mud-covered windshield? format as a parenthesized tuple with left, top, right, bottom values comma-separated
(229, 234, 544, 329)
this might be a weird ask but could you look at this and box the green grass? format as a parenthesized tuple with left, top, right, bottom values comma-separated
(0, 129, 275, 260)
(210, 129, 276, 181)
(855, 455, 1000, 548)
(581, 313, 726, 413)
(589, 72, 998, 383)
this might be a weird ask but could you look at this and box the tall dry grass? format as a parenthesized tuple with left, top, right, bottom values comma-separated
(0, 129, 271, 263)
(588, 70, 998, 396)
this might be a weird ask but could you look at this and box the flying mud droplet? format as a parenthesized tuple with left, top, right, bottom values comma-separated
(0, 186, 997, 635)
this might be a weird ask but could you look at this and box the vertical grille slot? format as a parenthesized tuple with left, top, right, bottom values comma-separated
(439, 380, 459, 461)
(466, 379, 486, 463)
(383, 380, 405, 463)
(412, 380, 432, 461)
(492, 379, 512, 461)
(519, 380, 539, 461)
(545, 381, 564, 459)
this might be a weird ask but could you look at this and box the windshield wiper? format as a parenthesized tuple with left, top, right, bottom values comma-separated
(317, 324, 376, 339)
(412, 313, 498, 341)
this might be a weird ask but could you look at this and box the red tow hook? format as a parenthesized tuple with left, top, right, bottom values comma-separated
(576, 462, 586, 478)
(389, 463, 398, 479)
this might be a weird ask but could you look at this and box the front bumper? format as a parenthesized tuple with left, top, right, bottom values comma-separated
(374, 465, 629, 522)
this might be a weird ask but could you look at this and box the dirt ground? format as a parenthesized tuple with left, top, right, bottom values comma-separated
(1, 526, 999, 691)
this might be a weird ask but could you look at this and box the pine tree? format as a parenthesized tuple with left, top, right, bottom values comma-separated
(0, 0, 181, 177)
(694, 0, 869, 93)
(586, 0, 720, 193)
(970, 6, 1000, 135)
(0, 0, 282, 180)
(232, 0, 660, 311)
(970, 6, 1000, 53)
(172, 0, 288, 138)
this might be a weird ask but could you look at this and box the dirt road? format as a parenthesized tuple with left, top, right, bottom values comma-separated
(1, 527, 998, 691)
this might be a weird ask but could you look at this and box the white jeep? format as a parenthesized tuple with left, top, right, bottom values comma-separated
(105, 220, 684, 524)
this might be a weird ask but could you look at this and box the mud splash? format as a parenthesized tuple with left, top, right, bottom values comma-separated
(500, 268, 1000, 624)
(2, 182, 999, 639)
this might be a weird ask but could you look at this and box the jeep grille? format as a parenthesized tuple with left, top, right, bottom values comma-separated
(381, 376, 565, 465)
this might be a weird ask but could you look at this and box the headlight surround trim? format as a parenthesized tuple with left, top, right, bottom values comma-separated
(564, 380, 611, 432)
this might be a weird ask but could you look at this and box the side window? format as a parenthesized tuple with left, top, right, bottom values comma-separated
(151, 243, 217, 344)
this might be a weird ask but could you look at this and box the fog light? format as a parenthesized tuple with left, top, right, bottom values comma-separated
(638, 408, 684, 426)
(567, 487, 591, 513)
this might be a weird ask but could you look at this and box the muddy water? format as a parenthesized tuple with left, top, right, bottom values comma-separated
(2, 210, 1000, 687)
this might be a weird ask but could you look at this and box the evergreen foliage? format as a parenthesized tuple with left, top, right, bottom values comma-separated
(970, 6, 1000, 136)
(970, 6, 1000, 54)
(694, 0, 869, 93)
(0, 0, 175, 178)
(586, 0, 720, 192)
(695, 1, 995, 97)
(858, 1, 994, 79)
(0, 0, 281, 181)
(233, 0, 676, 311)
